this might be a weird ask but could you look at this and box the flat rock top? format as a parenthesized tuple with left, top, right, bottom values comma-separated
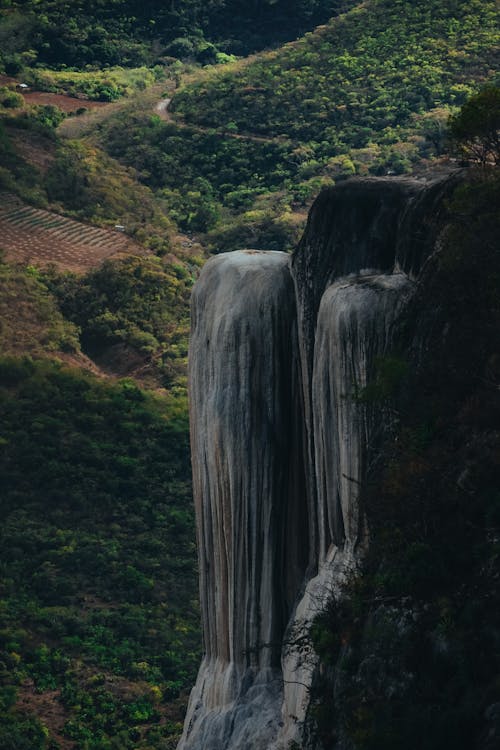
(202, 249, 290, 272)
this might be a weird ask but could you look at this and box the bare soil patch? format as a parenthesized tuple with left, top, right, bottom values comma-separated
(0, 193, 149, 273)
(23, 90, 108, 113)
(0, 74, 108, 113)
(16, 681, 74, 750)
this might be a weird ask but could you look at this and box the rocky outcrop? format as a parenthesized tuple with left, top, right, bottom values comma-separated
(179, 251, 307, 749)
(180, 174, 461, 750)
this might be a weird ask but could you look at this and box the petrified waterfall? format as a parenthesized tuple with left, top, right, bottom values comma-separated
(179, 175, 459, 750)
(180, 251, 307, 749)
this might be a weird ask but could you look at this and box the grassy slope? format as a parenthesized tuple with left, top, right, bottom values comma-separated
(0, 254, 198, 748)
(0, 260, 80, 359)
(0, 90, 198, 750)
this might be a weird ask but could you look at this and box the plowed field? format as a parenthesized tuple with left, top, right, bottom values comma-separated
(0, 193, 148, 272)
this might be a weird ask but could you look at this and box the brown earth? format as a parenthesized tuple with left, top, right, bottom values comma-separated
(7, 127, 57, 173)
(0, 193, 150, 273)
(0, 74, 108, 113)
(23, 91, 108, 113)
(16, 681, 75, 750)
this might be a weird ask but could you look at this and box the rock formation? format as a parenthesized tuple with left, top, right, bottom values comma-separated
(179, 175, 460, 750)
(180, 251, 307, 749)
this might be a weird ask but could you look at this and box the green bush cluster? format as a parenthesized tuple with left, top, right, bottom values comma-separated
(0, 357, 199, 747)
(0, 1, 354, 71)
(0, 86, 24, 109)
(43, 255, 194, 389)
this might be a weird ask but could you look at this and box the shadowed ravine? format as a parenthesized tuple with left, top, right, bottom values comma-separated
(179, 175, 460, 750)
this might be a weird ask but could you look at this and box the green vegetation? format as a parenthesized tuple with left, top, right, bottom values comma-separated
(22, 66, 162, 101)
(172, 0, 498, 142)
(0, 258, 80, 357)
(43, 255, 195, 389)
(42, 138, 173, 245)
(94, 0, 498, 252)
(0, 250, 194, 391)
(0, 119, 47, 202)
(99, 111, 309, 250)
(449, 85, 500, 165)
(309, 169, 500, 750)
(0, 1, 356, 72)
(0, 245, 196, 748)
(0, 85, 24, 109)
(0, 357, 199, 748)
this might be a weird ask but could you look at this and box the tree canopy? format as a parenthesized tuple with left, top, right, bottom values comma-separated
(448, 85, 500, 165)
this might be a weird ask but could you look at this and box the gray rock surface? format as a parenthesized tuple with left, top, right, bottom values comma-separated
(180, 175, 459, 750)
(179, 250, 306, 749)
(313, 272, 412, 557)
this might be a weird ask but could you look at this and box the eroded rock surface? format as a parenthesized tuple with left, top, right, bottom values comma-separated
(179, 250, 306, 750)
(180, 175, 460, 750)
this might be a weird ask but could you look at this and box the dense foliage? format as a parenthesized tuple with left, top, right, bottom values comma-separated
(172, 0, 498, 144)
(0, 0, 357, 70)
(449, 85, 500, 165)
(43, 255, 194, 389)
(309, 170, 500, 750)
(95, 0, 498, 251)
(0, 357, 199, 748)
(0, 258, 80, 357)
(99, 112, 308, 250)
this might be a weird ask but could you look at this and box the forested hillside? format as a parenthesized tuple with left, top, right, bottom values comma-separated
(0, 0, 358, 69)
(0, 0, 498, 747)
(98, 0, 498, 251)
(0, 357, 199, 750)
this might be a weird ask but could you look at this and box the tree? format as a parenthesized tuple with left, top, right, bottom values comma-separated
(448, 85, 500, 166)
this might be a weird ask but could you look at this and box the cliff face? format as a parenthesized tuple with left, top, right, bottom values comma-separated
(179, 174, 461, 750)
(181, 251, 307, 749)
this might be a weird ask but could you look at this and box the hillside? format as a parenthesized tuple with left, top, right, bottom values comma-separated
(0, 357, 199, 750)
(97, 0, 499, 252)
(0, 0, 498, 748)
(0, 0, 359, 69)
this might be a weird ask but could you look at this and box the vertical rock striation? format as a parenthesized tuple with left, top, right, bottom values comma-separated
(279, 273, 412, 747)
(179, 250, 306, 750)
(180, 175, 460, 750)
(313, 273, 412, 558)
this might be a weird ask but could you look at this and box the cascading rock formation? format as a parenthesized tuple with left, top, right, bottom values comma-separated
(178, 175, 459, 750)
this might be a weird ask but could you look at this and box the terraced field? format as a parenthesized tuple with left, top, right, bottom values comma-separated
(0, 193, 148, 272)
